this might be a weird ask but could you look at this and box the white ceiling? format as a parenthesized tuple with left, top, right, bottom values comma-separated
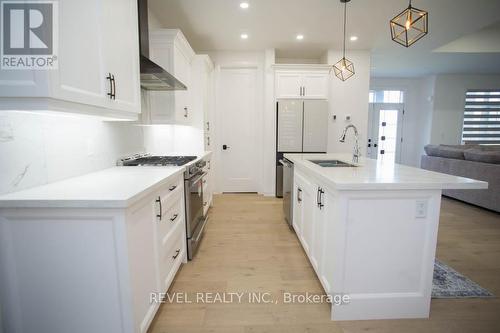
(149, 0, 500, 77)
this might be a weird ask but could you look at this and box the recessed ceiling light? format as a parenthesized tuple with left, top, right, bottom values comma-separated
(240, 33, 249, 39)
(296, 34, 304, 40)
(350, 36, 358, 41)
(240, 2, 249, 9)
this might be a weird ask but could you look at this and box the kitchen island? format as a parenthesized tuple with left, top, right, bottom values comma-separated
(284, 153, 488, 321)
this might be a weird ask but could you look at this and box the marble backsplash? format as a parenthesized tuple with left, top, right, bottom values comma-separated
(0, 111, 145, 195)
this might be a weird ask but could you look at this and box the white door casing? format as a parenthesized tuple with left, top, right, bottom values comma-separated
(218, 67, 259, 192)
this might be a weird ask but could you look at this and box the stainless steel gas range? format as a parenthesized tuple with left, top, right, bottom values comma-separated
(118, 154, 209, 260)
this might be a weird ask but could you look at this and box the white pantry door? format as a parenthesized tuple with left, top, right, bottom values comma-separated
(218, 68, 258, 192)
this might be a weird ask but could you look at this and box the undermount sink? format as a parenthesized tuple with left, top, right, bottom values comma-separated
(309, 159, 357, 168)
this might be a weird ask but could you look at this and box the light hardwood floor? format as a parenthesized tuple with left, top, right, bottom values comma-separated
(148, 194, 500, 333)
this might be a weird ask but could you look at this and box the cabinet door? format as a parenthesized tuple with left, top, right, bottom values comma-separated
(51, 0, 107, 108)
(173, 46, 191, 124)
(292, 183, 303, 233)
(276, 73, 302, 99)
(295, 172, 314, 255)
(302, 73, 329, 99)
(126, 197, 158, 333)
(100, 0, 141, 114)
(311, 186, 327, 273)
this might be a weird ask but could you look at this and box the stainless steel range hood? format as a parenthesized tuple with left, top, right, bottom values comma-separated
(138, 0, 187, 91)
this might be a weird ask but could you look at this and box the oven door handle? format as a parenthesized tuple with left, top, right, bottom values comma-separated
(193, 217, 208, 243)
(187, 172, 207, 186)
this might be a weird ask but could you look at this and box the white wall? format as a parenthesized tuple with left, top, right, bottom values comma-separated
(324, 50, 371, 155)
(430, 74, 500, 145)
(370, 76, 435, 167)
(0, 112, 144, 195)
(142, 124, 204, 155)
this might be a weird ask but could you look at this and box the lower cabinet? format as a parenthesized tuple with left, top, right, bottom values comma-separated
(293, 169, 332, 293)
(0, 173, 186, 333)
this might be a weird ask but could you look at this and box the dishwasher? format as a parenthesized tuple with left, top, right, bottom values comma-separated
(280, 158, 294, 228)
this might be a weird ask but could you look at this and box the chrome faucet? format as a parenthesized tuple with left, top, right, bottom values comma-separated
(339, 124, 361, 163)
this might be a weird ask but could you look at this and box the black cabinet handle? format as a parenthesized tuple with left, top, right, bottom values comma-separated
(169, 185, 177, 191)
(319, 188, 325, 209)
(156, 196, 162, 220)
(170, 214, 178, 222)
(184, 107, 188, 118)
(172, 249, 181, 259)
(223, 144, 230, 150)
(297, 188, 302, 202)
(317, 188, 325, 209)
(111, 74, 116, 100)
(317, 188, 320, 207)
(106, 73, 115, 100)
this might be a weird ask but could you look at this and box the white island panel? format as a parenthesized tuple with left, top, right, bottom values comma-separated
(286, 153, 487, 321)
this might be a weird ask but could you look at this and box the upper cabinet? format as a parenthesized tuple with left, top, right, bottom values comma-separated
(0, 0, 141, 120)
(142, 30, 195, 125)
(275, 65, 331, 100)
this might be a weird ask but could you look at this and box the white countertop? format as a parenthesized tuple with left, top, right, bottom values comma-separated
(284, 153, 488, 191)
(0, 166, 185, 208)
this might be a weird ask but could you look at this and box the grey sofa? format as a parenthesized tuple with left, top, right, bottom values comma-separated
(421, 144, 500, 213)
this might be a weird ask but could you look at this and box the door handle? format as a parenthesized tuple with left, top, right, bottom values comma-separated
(170, 214, 179, 222)
(169, 185, 177, 191)
(222, 144, 230, 150)
(184, 107, 188, 118)
(303, 86, 305, 96)
(172, 249, 181, 259)
(297, 188, 302, 202)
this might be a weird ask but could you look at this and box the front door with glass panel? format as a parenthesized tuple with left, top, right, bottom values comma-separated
(367, 103, 404, 163)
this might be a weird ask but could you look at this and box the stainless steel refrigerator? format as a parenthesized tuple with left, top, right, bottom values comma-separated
(276, 99, 328, 197)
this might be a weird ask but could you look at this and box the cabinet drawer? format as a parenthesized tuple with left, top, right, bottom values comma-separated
(157, 196, 183, 244)
(158, 175, 183, 204)
(158, 221, 184, 291)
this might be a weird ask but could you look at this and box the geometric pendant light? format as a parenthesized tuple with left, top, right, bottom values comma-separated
(333, 0, 355, 81)
(390, 0, 428, 47)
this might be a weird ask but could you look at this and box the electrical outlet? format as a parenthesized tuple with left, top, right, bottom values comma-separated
(415, 200, 427, 218)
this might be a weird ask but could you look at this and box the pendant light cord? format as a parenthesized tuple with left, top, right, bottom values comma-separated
(343, 1, 347, 58)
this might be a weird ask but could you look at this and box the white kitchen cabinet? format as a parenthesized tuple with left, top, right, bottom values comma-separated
(293, 169, 334, 293)
(0, 173, 186, 333)
(302, 73, 329, 99)
(275, 65, 330, 99)
(275, 72, 303, 98)
(0, 0, 141, 120)
(143, 29, 195, 125)
(293, 172, 315, 255)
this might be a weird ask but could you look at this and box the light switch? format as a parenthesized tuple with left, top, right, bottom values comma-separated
(415, 200, 427, 218)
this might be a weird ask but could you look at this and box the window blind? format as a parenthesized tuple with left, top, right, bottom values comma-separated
(462, 90, 500, 145)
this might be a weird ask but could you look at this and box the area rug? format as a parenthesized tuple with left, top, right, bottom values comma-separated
(432, 260, 494, 298)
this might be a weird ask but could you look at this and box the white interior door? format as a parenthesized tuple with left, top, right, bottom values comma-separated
(367, 103, 404, 163)
(219, 68, 258, 192)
